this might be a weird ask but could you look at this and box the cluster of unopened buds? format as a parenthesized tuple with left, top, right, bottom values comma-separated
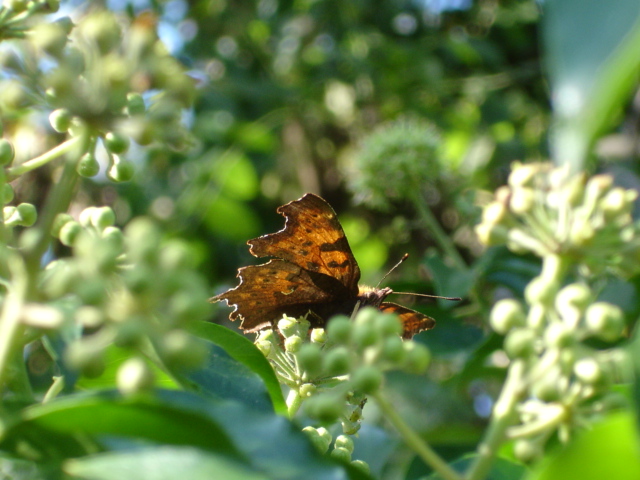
(255, 307, 432, 469)
(475, 161, 640, 276)
(476, 162, 635, 461)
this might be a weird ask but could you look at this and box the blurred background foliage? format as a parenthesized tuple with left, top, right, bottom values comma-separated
(4, 0, 640, 477)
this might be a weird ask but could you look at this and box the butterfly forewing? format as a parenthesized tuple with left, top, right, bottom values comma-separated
(212, 259, 352, 332)
(248, 194, 361, 295)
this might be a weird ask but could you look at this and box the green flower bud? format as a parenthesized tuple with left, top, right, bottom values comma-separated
(504, 327, 537, 359)
(330, 446, 351, 463)
(352, 322, 380, 351)
(0, 139, 14, 166)
(341, 419, 361, 435)
(68, 117, 88, 138)
(75, 278, 107, 305)
(351, 365, 383, 394)
(64, 340, 106, 378)
(51, 213, 73, 237)
(326, 315, 352, 344)
(169, 291, 211, 324)
(104, 131, 130, 154)
(90, 206, 116, 231)
(1, 184, 14, 204)
(508, 163, 537, 188)
(117, 357, 155, 396)
(556, 283, 591, 314)
(113, 317, 147, 348)
(102, 226, 124, 251)
(323, 346, 352, 376)
(77, 152, 100, 177)
(375, 313, 403, 337)
(0, 80, 28, 110)
(334, 435, 354, 453)
(490, 299, 526, 334)
(305, 394, 343, 424)
(600, 187, 631, 219)
(584, 302, 625, 342)
(126, 92, 146, 115)
(299, 383, 317, 398)
(544, 323, 575, 349)
(302, 426, 332, 453)
(354, 306, 378, 328)
(297, 343, 323, 377)
(350, 460, 371, 475)
(278, 316, 299, 338)
(574, 357, 602, 385)
(79, 12, 122, 54)
(482, 201, 509, 225)
(474, 222, 509, 246)
(16, 203, 37, 226)
(49, 108, 72, 133)
(78, 207, 94, 227)
(513, 439, 542, 463)
(530, 367, 567, 402)
(161, 330, 208, 369)
(74, 305, 105, 329)
(255, 339, 272, 357)
(381, 335, 406, 364)
(107, 156, 135, 182)
(524, 276, 559, 306)
(55, 16, 74, 34)
(509, 187, 535, 214)
(403, 342, 431, 374)
(310, 328, 326, 344)
(584, 175, 613, 205)
(284, 335, 303, 353)
(125, 217, 160, 264)
(158, 241, 193, 270)
(6, 0, 28, 13)
(32, 23, 68, 58)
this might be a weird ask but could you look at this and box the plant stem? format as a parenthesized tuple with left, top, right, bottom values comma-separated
(0, 255, 30, 398)
(373, 390, 463, 480)
(287, 388, 303, 417)
(7, 137, 82, 177)
(412, 191, 466, 271)
(465, 359, 526, 480)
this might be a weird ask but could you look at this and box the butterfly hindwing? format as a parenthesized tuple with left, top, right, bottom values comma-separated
(379, 302, 436, 339)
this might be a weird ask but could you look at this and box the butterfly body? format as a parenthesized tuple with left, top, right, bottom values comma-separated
(211, 193, 436, 339)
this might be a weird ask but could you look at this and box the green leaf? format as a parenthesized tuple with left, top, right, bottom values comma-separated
(188, 322, 287, 415)
(1, 391, 362, 480)
(543, 0, 640, 170)
(64, 447, 269, 480)
(527, 412, 640, 480)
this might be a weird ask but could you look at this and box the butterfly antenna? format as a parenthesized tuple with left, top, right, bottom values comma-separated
(392, 292, 462, 301)
(375, 253, 409, 288)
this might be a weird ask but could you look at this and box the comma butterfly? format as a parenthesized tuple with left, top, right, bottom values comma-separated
(211, 193, 440, 339)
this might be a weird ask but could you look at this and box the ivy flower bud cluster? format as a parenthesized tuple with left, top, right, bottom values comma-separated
(478, 162, 634, 462)
(1, 9, 195, 183)
(256, 307, 432, 436)
(475, 162, 640, 276)
(44, 208, 210, 393)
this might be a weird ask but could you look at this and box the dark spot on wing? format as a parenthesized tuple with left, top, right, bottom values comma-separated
(319, 236, 350, 253)
(302, 241, 313, 247)
(327, 260, 350, 268)
(306, 261, 320, 271)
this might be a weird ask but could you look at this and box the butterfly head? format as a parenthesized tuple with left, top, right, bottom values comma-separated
(357, 285, 392, 308)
